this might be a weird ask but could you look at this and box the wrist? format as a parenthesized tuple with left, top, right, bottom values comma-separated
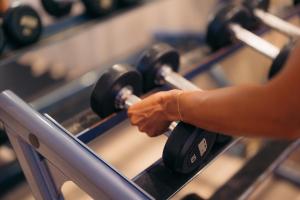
(161, 90, 183, 121)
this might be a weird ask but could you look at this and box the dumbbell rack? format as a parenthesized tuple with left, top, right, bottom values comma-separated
(0, 0, 155, 196)
(1, 2, 300, 200)
(0, 0, 152, 66)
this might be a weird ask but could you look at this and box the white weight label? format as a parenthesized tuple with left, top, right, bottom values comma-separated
(190, 154, 197, 164)
(20, 16, 38, 29)
(198, 138, 207, 157)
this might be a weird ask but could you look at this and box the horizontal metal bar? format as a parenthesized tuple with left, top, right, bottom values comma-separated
(254, 9, 300, 38)
(230, 23, 280, 59)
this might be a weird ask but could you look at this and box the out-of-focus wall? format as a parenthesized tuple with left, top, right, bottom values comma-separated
(18, 0, 218, 80)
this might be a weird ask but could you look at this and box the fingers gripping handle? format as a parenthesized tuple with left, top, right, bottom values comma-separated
(117, 87, 177, 135)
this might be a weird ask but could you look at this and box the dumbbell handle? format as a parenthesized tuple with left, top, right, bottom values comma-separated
(254, 8, 300, 38)
(230, 23, 280, 59)
(158, 65, 201, 91)
(117, 87, 176, 135)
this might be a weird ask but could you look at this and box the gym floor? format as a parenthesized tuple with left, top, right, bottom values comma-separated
(1, 0, 300, 199)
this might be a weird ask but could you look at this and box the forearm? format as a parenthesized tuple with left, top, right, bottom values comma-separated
(164, 85, 300, 139)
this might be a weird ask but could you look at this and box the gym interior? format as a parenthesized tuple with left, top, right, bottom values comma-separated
(0, 0, 299, 199)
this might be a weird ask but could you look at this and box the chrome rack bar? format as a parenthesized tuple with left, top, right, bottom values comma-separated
(0, 90, 152, 200)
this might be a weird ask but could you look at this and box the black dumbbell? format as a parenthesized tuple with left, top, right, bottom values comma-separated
(136, 43, 198, 92)
(90, 64, 217, 174)
(136, 43, 231, 143)
(1, 4, 42, 47)
(243, 0, 300, 38)
(41, 0, 73, 17)
(206, 4, 296, 79)
(41, 0, 115, 17)
(41, 0, 139, 18)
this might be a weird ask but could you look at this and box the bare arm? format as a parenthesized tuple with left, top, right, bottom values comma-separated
(128, 43, 300, 139)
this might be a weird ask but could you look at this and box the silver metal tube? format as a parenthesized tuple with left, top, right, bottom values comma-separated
(254, 9, 300, 38)
(158, 66, 201, 91)
(229, 23, 280, 59)
(116, 87, 177, 133)
(0, 90, 152, 200)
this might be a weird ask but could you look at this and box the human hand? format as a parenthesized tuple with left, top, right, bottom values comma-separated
(128, 90, 182, 137)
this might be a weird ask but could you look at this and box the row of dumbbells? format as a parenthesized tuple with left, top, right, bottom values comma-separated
(207, 0, 300, 77)
(0, 0, 297, 173)
(88, 0, 300, 174)
(0, 0, 140, 54)
(89, 33, 293, 174)
(41, 0, 140, 18)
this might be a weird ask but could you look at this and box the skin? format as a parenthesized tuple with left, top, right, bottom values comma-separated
(0, 0, 8, 13)
(128, 42, 300, 139)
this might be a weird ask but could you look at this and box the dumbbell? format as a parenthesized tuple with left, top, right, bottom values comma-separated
(41, 0, 73, 17)
(1, 3, 42, 47)
(90, 64, 217, 174)
(206, 4, 296, 78)
(41, 0, 139, 18)
(243, 0, 300, 38)
(136, 43, 232, 144)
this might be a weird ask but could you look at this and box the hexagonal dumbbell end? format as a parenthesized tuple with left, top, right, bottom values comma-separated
(137, 43, 180, 92)
(90, 64, 143, 118)
(41, 0, 73, 18)
(206, 4, 254, 51)
(3, 5, 42, 46)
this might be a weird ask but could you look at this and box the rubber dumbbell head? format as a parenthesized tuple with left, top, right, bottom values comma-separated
(81, 0, 116, 17)
(163, 123, 216, 174)
(206, 4, 254, 51)
(90, 64, 142, 118)
(3, 5, 42, 46)
(137, 43, 180, 92)
(91, 64, 217, 174)
(269, 41, 296, 79)
(41, 0, 73, 18)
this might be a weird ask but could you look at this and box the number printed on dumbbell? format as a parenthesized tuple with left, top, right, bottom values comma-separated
(198, 138, 207, 157)
(190, 154, 197, 164)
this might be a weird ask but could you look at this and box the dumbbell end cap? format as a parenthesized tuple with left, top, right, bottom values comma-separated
(90, 64, 142, 118)
(137, 43, 180, 92)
